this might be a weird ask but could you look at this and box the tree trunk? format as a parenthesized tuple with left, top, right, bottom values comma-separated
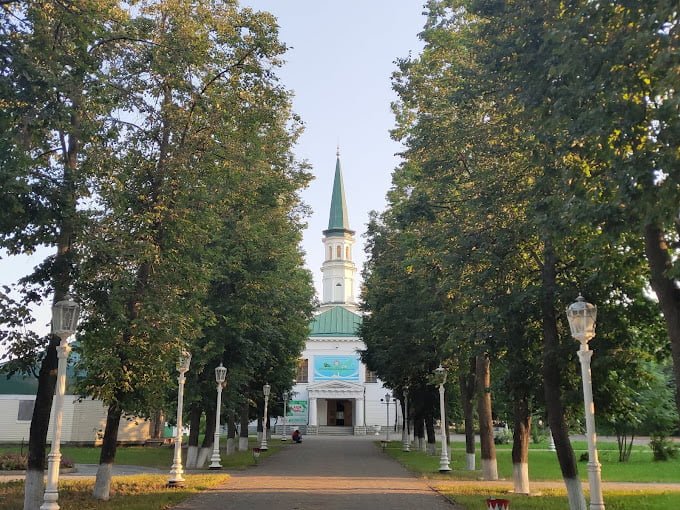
(239, 401, 250, 451)
(425, 415, 436, 456)
(644, 223, 680, 428)
(460, 358, 477, 471)
(413, 416, 426, 452)
(541, 240, 586, 510)
(150, 409, 164, 439)
(93, 403, 123, 500)
(227, 414, 237, 454)
(23, 336, 59, 510)
(197, 407, 215, 468)
(476, 353, 498, 480)
(185, 407, 201, 469)
(512, 396, 531, 494)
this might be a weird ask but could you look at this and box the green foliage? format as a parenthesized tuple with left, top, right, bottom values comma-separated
(649, 435, 679, 461)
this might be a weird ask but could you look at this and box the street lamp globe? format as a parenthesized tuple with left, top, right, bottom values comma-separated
(566, 294, 597, 344)
(215, 363, 227, 385)
(51, 295, 80, 340)
(177, 350, 192, 373)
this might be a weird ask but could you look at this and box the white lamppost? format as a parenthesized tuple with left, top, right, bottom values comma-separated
(40, 295, 80, 510)
(567, 295, 604, 510)
(209, 363, 227, 469)
(281, 391, 289, 441)
(168, 349, 191, 488)
(380, 393, 394, 442)
(402, 387, 410, 452)
(434, 364, 451, 472)
(261, 383, 271, 451)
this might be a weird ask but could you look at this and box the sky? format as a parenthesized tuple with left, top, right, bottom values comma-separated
(0, 2, 427, 338)
(240, 1, 426, 296)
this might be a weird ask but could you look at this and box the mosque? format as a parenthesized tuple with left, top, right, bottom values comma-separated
(283, 152, 399, 436)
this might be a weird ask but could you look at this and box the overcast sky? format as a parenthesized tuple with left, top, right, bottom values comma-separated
(0, 2, 426, 339)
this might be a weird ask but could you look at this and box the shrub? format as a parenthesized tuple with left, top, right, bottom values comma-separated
(0, 453, 27, 470)
(650, 434, 679, 461)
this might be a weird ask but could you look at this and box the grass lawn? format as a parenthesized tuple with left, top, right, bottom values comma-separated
(383, 440, 680, 483)
(0, 474, 228, 510)
(0, 436, 281, 470)
(436, 484, 680, 510)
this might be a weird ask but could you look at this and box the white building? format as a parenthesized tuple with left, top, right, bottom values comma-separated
(288, 151, 400, 436)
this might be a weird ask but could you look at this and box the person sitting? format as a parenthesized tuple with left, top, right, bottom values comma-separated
(292, 429, 302, 443)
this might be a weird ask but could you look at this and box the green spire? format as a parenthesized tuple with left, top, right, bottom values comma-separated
(326, 150, 353, 234)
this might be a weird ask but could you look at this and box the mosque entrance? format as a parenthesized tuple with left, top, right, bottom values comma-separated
(326, 399, 353, 426)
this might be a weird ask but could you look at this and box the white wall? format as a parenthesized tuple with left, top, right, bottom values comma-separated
(0, 395, 150, 444)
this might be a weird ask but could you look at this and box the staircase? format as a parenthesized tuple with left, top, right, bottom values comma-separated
(316, 426, 354, 436)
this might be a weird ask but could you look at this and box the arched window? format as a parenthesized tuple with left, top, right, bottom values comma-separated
(345, 246, 350, 259)
(337, 245, 342, 258)
(329, 246, 333, 260)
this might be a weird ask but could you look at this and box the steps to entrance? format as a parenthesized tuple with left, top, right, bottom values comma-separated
(316, 426, 354, 436)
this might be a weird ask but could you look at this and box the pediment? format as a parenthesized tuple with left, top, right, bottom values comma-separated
(308, 380, 364, 398)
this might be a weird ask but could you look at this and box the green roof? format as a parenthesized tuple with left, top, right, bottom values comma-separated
(0, 373, 39, 395)
(310, 306, 362, 337)
(324, 155, 353, 235)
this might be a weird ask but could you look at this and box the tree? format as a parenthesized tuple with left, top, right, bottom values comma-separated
(0, 2, 127, 507)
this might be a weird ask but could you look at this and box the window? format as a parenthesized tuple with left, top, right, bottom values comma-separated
(365, 369, 378, 383)
(296, 359, 309, 383)
(345, 246, 350, 259)
(17, 400, 35, 421)
(336, 245, 341, 258)
(328, 246, 333, 260)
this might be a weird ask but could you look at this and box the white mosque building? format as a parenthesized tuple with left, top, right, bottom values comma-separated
(285, 152, 400, 436)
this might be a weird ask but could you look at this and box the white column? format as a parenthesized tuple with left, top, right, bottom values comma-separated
(40, 340, 71, 510)
(168, 368, 188, 487)
(209, 382, 224, 469)
(578, 347, 605, 510)
(438, 383, 451, 472)
(309, 397, 317, 426)
(355, 398, 364, 427)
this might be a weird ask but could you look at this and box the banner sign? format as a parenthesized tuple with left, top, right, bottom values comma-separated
(313, 355, 360, 381)
(286, 400, 308, 425)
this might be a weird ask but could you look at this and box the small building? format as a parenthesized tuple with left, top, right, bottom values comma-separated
(0, 366, 151, 445)
(288, 151, 401, 435)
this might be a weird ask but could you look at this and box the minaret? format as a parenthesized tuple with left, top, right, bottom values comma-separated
(320, 148, 357, 309)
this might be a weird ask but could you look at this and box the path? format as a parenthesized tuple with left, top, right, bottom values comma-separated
(173, 435, 461, 510)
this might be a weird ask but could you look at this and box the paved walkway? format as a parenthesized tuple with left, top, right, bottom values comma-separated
(173, 435, 461, 510)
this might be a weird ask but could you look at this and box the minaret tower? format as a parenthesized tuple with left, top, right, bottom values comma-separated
(321, 148, 357, 310)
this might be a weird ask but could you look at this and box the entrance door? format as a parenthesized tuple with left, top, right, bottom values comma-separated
(326, 399, 353, 426)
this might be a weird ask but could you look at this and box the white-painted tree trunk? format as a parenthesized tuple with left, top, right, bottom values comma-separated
(24, 468, 44, 510)
(512, 462, 530, 494)
(481, 458, 499, 480)
(196, 447, 211, 468)
(419, 437, 426, 452)
(565, 476, 587, 510)
(226, 437, 235, 455)
(185, 445, 198, 468)
(239, 437, 249, 452)
(466, 453, 475, 471)
(426, 443, 436, 456)
(93, 463, 113, 500)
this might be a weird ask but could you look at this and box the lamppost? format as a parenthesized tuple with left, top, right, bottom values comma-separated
(567, 295, 605, 510)
(281, 391, 289, 441)
(40, 295, 80, 510)
(380, 393, 395, 442)
(402, 386, 410, 452)
(434, 364, 451, 472)
(168, 350, 191, 488)
(209, 363, 227, 469)
(261, 383, 271, 451)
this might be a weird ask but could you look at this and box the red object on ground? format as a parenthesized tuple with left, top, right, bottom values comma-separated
(486, 498, 510, 510)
